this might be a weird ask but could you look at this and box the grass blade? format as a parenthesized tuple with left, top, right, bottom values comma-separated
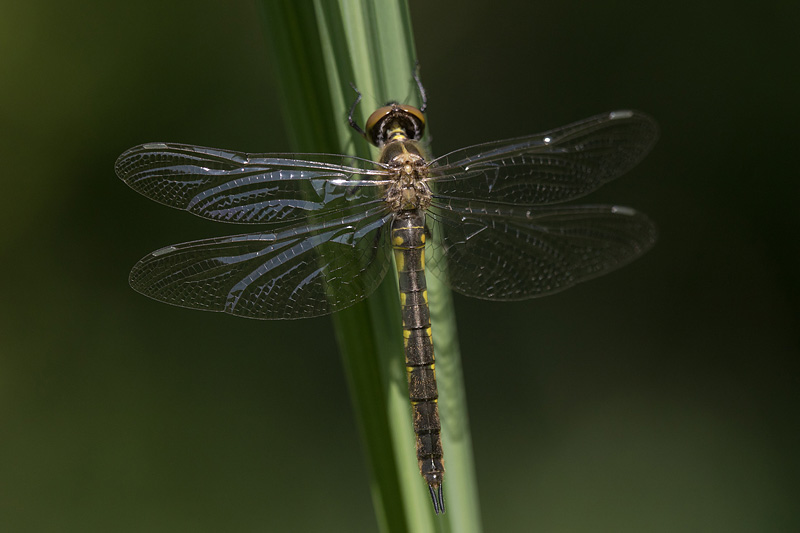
(259, 2, 481, 530)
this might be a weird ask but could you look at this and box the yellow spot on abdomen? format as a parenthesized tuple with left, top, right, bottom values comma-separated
(393, 249, 405, 272)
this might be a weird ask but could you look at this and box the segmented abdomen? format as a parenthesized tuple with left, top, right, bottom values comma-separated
(391, 210, 444, 497)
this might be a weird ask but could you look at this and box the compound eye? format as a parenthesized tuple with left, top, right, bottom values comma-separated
(398, 105, 426, 128)
(363, 104, 427, 146)
(365, 106, 394, 145)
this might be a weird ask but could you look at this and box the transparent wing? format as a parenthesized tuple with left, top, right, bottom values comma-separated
(115, 142, 390, 225)
(129, 205, 395, 319)
(425, 199, 656, 300)
(427, 110, 658, 205)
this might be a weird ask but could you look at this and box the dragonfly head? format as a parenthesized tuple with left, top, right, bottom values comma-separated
(364, 103, 426, 147)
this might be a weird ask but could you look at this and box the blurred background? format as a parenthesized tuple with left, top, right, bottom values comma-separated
(2, 1, 798, 531)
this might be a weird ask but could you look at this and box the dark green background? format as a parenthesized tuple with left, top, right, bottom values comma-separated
(2, 1, 797, 531)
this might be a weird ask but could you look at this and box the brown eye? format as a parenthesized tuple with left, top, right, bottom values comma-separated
(363, 104, 426, 146)
(398, 105, 425, 128)
(364, 105, 395, 141)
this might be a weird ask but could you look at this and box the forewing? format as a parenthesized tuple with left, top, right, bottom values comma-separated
(427, 111, 658, 205)
(115, 143, 388, 225)
(425, 199, 656, 300)
(129, 206, 394, 319)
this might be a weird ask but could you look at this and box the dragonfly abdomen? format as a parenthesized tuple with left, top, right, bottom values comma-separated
(391, 210, 445, 513)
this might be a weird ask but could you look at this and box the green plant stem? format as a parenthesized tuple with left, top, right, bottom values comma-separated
(259, 2, 481, 531)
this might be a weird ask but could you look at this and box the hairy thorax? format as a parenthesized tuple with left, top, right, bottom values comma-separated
(381, 139, 432, 212)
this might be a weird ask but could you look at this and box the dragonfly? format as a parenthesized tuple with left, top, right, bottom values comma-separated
(115, 77, 658, 514)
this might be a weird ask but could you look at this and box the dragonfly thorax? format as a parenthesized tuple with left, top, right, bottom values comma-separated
(383, 147, 431, 212)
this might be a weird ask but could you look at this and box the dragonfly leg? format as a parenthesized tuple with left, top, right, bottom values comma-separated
(413, 61, 428, 113)
(347, 82, 367, 138)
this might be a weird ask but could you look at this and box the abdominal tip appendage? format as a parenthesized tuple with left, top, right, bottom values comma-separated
(428, 483, 445, 515)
